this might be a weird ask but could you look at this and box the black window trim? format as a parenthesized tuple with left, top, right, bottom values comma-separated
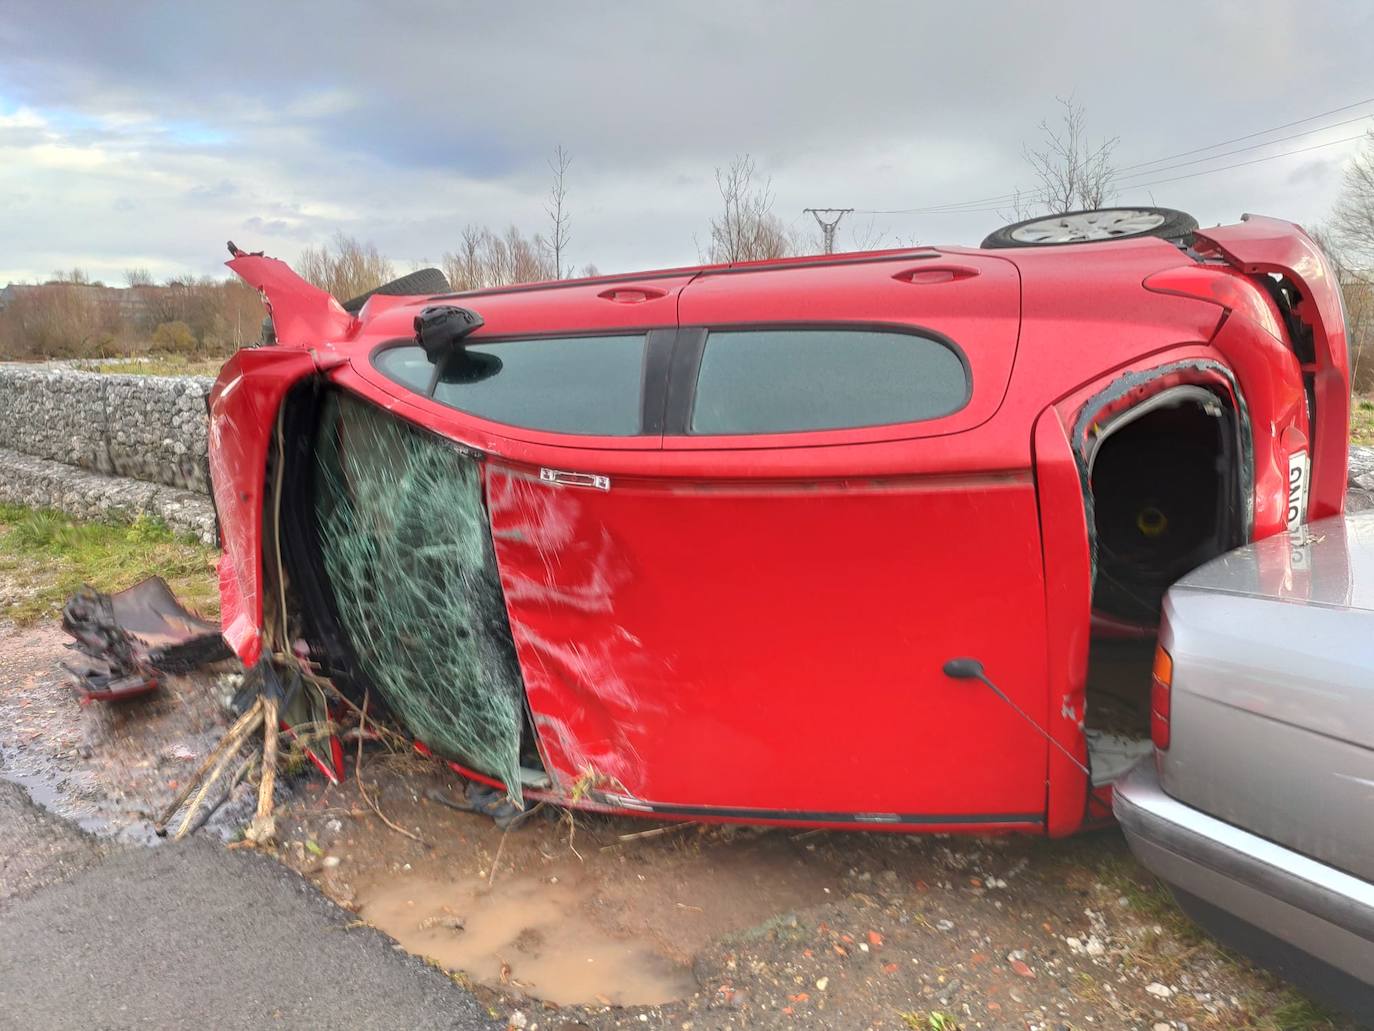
(665, 321, 973, 437)
(367, 321, 972, 441)
(368, 328, 671, 439)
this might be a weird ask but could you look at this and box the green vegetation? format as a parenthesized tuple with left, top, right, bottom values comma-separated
(1351, 396, 1374, 446)
(1267, 995, 1347, 1031)
(89, 355, 229, 378)
(900, 1013, 959, 1031)
(0, 504, 217, 626)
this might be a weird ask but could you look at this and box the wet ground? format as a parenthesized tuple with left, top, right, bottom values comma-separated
(0, 622, 251, 844)
(0, 615, 1356, 1030)
(270, 762, 1355, 1031)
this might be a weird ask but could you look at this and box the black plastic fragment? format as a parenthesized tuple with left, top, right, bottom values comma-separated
(59, 577, 232, 702)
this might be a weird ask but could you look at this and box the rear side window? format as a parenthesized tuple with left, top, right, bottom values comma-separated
(374, 335, 646, 436)
(690, 328, 968, 435)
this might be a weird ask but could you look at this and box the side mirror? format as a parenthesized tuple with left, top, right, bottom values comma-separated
(415, 305, 484, 364)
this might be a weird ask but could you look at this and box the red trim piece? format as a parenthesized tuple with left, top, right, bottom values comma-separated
(1033, 408, 1092, 837)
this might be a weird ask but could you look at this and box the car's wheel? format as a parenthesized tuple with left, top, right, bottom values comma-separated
(341, 267, 453, 313)
(981, 207, 1198, 248)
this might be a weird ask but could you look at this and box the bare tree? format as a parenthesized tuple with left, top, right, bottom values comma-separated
(1332, 132, 1374, 269)
(124, 267, 155, 288)
(706, 154, 795, 263)
(1020, 96, 1119, 215)
(848, 216, 886, 252)
(543, 144, 572, 279)
(441, 224, 555, 292)
(296, 232, 395, 302)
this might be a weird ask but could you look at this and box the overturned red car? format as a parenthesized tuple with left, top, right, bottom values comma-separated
(210, 208, 1349, 837)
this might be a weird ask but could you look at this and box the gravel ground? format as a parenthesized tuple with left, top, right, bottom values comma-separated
(274, 763, 1357, 1031)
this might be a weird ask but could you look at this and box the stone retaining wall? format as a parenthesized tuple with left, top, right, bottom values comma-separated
(0, 447, 216, 544)
(0, 366, 212, 494)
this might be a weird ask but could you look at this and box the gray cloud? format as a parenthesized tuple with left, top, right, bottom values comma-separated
(1, 0, 1371, 283)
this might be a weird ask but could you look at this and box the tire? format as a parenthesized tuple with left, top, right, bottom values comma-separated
(981, 207, 1198, 249)
(341, 267, 453, 313)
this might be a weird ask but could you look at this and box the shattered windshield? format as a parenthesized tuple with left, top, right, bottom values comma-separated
(313, 391, 528, 803)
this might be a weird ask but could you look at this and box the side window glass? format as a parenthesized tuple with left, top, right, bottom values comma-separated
(690, 328, 969, 434)
(373, 335, 646, 436)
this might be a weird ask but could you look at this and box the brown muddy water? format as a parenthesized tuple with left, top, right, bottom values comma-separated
(358, 870, 695, 1006)
(281, 769, 844, 1009)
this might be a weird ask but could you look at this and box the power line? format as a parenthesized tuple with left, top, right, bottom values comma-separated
(1116, 95, 1374, 172)
(1111, 113, 1373, 181)
(862, 132, 1369, 218)
(859, 97, 1374, 216)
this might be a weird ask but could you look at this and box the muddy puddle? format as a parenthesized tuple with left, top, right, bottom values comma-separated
(358, 870, 695, 1006)
(281, 771, 844, 1009)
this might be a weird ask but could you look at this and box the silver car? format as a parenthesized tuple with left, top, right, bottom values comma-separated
(1115, 510, 1374, 1020)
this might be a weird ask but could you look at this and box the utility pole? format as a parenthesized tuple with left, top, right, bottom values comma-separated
(803, 208, 853, 254)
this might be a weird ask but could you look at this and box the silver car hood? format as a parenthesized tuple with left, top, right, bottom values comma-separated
(1175, 510, 1374, 613)
(1161, 512, 1374, 877)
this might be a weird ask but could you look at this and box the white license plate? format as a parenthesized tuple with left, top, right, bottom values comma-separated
(1286, 450, 1310, 531)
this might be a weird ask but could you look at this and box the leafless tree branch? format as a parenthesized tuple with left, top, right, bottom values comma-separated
(543, 144, 573, 279)
(705, 154, 796, 263)
(1016, 95, 1119, 217)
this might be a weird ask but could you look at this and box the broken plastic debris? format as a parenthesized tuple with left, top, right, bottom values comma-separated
(60, 576, 232, 702)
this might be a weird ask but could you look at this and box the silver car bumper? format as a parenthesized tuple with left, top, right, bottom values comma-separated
(1114, 759, 1374, 986)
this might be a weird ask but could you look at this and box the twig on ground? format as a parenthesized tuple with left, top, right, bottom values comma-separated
(181, 749, 259, 840)
(615, 822, 697, 843)
(246, 695, 280, 843)
(174, 723, 256, 842)
(488, 802, 545, 887)
(564, 808, 583, 863)
(154, 697, 264, 832)
(355, 691, 427, 846)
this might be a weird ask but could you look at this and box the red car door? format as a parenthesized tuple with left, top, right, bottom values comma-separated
(489, 252, 1053, 828)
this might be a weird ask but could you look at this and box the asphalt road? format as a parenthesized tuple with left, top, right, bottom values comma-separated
(0, 780, 496, 1031)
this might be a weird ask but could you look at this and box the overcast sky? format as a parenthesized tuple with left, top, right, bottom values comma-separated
(1, 1, 1371, 285)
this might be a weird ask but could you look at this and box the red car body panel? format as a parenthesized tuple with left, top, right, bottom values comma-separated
(1192, 218, 1350, 520)
(211, 215, 1350, 835)
(226, 253, 355, 348)
(487, 461, 1049, 822)
(208, 346, 321, 666)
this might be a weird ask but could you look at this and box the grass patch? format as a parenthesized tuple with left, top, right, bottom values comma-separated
(1352, 396, 1374, 446)
(0, 504, 218, 626)
(1263, 994, 1347, 1030)
(88, 356, 229, 378)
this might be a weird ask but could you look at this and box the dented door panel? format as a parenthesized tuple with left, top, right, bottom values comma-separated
(486, 458, 1051, 821)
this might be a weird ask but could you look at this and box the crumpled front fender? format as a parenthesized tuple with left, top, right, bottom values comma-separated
(208, 347, 324, 665)
(1193, 215, 1350, 520)
(227, 253, 355, 349)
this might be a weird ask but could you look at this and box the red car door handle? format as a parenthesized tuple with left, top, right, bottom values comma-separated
(892, 266, 980, 285)
(598, 286, 667, 303)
